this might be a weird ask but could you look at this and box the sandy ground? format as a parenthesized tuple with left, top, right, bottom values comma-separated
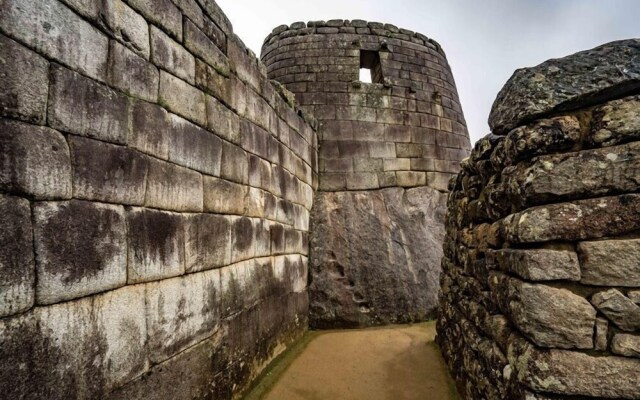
(244, 322, 459, 400)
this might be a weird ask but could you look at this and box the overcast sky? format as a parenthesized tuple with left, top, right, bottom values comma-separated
(217, 0, 640, 144)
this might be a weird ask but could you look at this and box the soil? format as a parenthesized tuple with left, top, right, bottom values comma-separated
(244, 322, 460, 400)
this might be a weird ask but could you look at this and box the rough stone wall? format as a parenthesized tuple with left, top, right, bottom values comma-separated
(437, 39, 640, 399)
(0, 0, 317, 399)
(262, 21, 471, 328)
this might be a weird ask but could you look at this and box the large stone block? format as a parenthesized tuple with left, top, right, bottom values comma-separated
(611, 334, 640, 358)
(127, 0, 183, 40)
(504, 194, 640, 244)
(127, 208, 185, 283)
(206, 95, 241, 144)
(490, 39, 640, 134)
(0, 195, 34, 318)
(220, 141, 249, 184)
(0, 0, 108, 81)
(0, 119, 72, 199)
(203, 176, 247, 214)
(108, 40, 159, 102)
(0, 285, 148, 399)
(487, 247, 580, 281)
(184, 19, 229, 76)
(159, 71, 207, 126)
(145, 158, 204, 212)
(492, 275, 595, 349)
(103, 0, 150, 58)
(168, 113, 223, 176)
(130, 100, 171, 159)
(151, 26, 195, 84)
(578, 239, 640, 287)
(591, 289, 640, 332)
(146, 270, 220, 363)
(230, 216, 256, 262)
(33, 200, 127, 304)
(0, 34, 49, 123)
(590, 95, 640, 146)
(69, 136, 149, 205)
(184, 213, 232, 273)
(49, 65, 131, 145)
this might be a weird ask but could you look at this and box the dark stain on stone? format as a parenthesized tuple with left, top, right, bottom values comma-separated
(233, 217, 254, 252)
(128, 208, 182, 264)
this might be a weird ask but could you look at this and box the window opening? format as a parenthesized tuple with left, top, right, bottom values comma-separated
(359, 50, 383, 84)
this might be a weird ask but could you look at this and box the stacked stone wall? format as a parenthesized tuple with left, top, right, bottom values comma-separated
(261, 21, 471, 328)
(0, 0, 317, 398)
(437, 39, 640, 399)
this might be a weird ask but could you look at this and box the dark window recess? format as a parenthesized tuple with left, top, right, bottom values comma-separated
(359, 50, 383, 84)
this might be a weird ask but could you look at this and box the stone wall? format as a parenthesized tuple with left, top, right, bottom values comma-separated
(262, 21, 471, 328)
(0, 0, 317, 398)
(437, 39, 640, 399)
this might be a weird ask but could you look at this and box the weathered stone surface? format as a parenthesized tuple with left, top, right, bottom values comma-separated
(0, 285, 147, 399)
(69, 136, 149, 205)
(184, 19, 229, 76)
(510, 335, 640, 398)
(0, 0, 108, 81)
(504, 194, 640, 244)
(578, 239, 640, 287)
(505, 141, 640, 209)
(49, 65, 131, 144)
(151, 26, 195, 84)
(220, 141, 249, 184)
(206, 94, 241, 143)
(490, 39, 640, 134)
(611, 334, 640, 358)
(168, 113, 222, 175)
(108, 40, 159, 102)
(0, 119, 72, 199)
(184, 213, 232, 272)
(230, 216, 256, 262)
(127, 208, 185, 283)
(130, 100, 171, 159)
(591, 289, 640, 332)
(492, 275, 595, 349)
(127, 0, 183, 40)
(104, 0, 150, 58)
(630, 291, 640, 305)
(590, 95, 640, 146)
(146, 269, 220, 363)
(0, 195, 34, 318)
(159, 71, 207, 126)
(0, 34, 49, 123)
(595, 316, 609, 351)
(145, 158, 204, 212)
(203, 176, 247, 214)
(309, 186, 446, 328)
(488, 247, 580, 281)
(33, 200, 127, 304)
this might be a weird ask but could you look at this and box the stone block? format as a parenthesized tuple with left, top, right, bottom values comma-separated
(103, 0, 150, 58)
(173, 0, 204, 28)
(0, 34, 49, 123)
(231, 216, 256, 262)
(383, 158, 410, 171)
(108, 40, 159, 102)
(184, 213, 232, 272)
(159, 71, 206, 126)
(33, 200, 127, 304)
(130, 100, 171, 159)
(127, 0, 183, 40)
(196, 59, 232, 104)
(369, 142, 396, 158)
(220, 141, 249, 184)
(0, 285, 147, 399)
(611, 334, 640, 358)
(146, 270, 220, 363)
(184, 19, 229, 75)
(595, 316, 609, 351)
(49, 65, 131, 144)
(426, 172, 453, 191)
(151, 26, 195, 84)
(0, 0, 108, 81)
(492, 275, 595, 349)
(245, 187, 265, 218)
(396, 143, 423, 158)
(488, 248, 581, 281)
(0, 195, 34, 318)
(254, 218, 271, 257)
(590, 95, 640, 146)
(396, 171, 427, 187)
(503, 116, 581, 164)
(203, 177, 247, 214)
(346, 172, 379, 190)
(206, 95, 241, 143)
(0, 119, 71, 199)
(591, 289, 640, 331)
(145, 158, 204, 212)
(168, 113, 223, 176)
(578, 238, 640, 287)
(504, 194, 640, 244)
(69, 136, 149, 205)
(127, 208, 185, 283)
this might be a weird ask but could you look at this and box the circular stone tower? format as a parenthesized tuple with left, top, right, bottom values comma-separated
(262, 20, 471, 328)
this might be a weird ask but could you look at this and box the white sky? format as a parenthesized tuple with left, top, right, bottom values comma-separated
(217, 0, 640, 144)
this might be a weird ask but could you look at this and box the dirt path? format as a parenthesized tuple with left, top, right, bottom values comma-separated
(244, 322, 460, 400)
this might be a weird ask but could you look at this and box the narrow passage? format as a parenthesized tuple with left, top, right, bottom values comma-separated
(245, 322, 460, 400)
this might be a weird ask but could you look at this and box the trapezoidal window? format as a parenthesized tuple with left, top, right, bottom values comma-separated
(359, 50, 383, 84)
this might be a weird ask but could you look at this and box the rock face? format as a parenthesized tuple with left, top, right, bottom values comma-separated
(309, 187, 447, 328)
(490, 39, 640, 134)
(438, 39, 640, 400)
